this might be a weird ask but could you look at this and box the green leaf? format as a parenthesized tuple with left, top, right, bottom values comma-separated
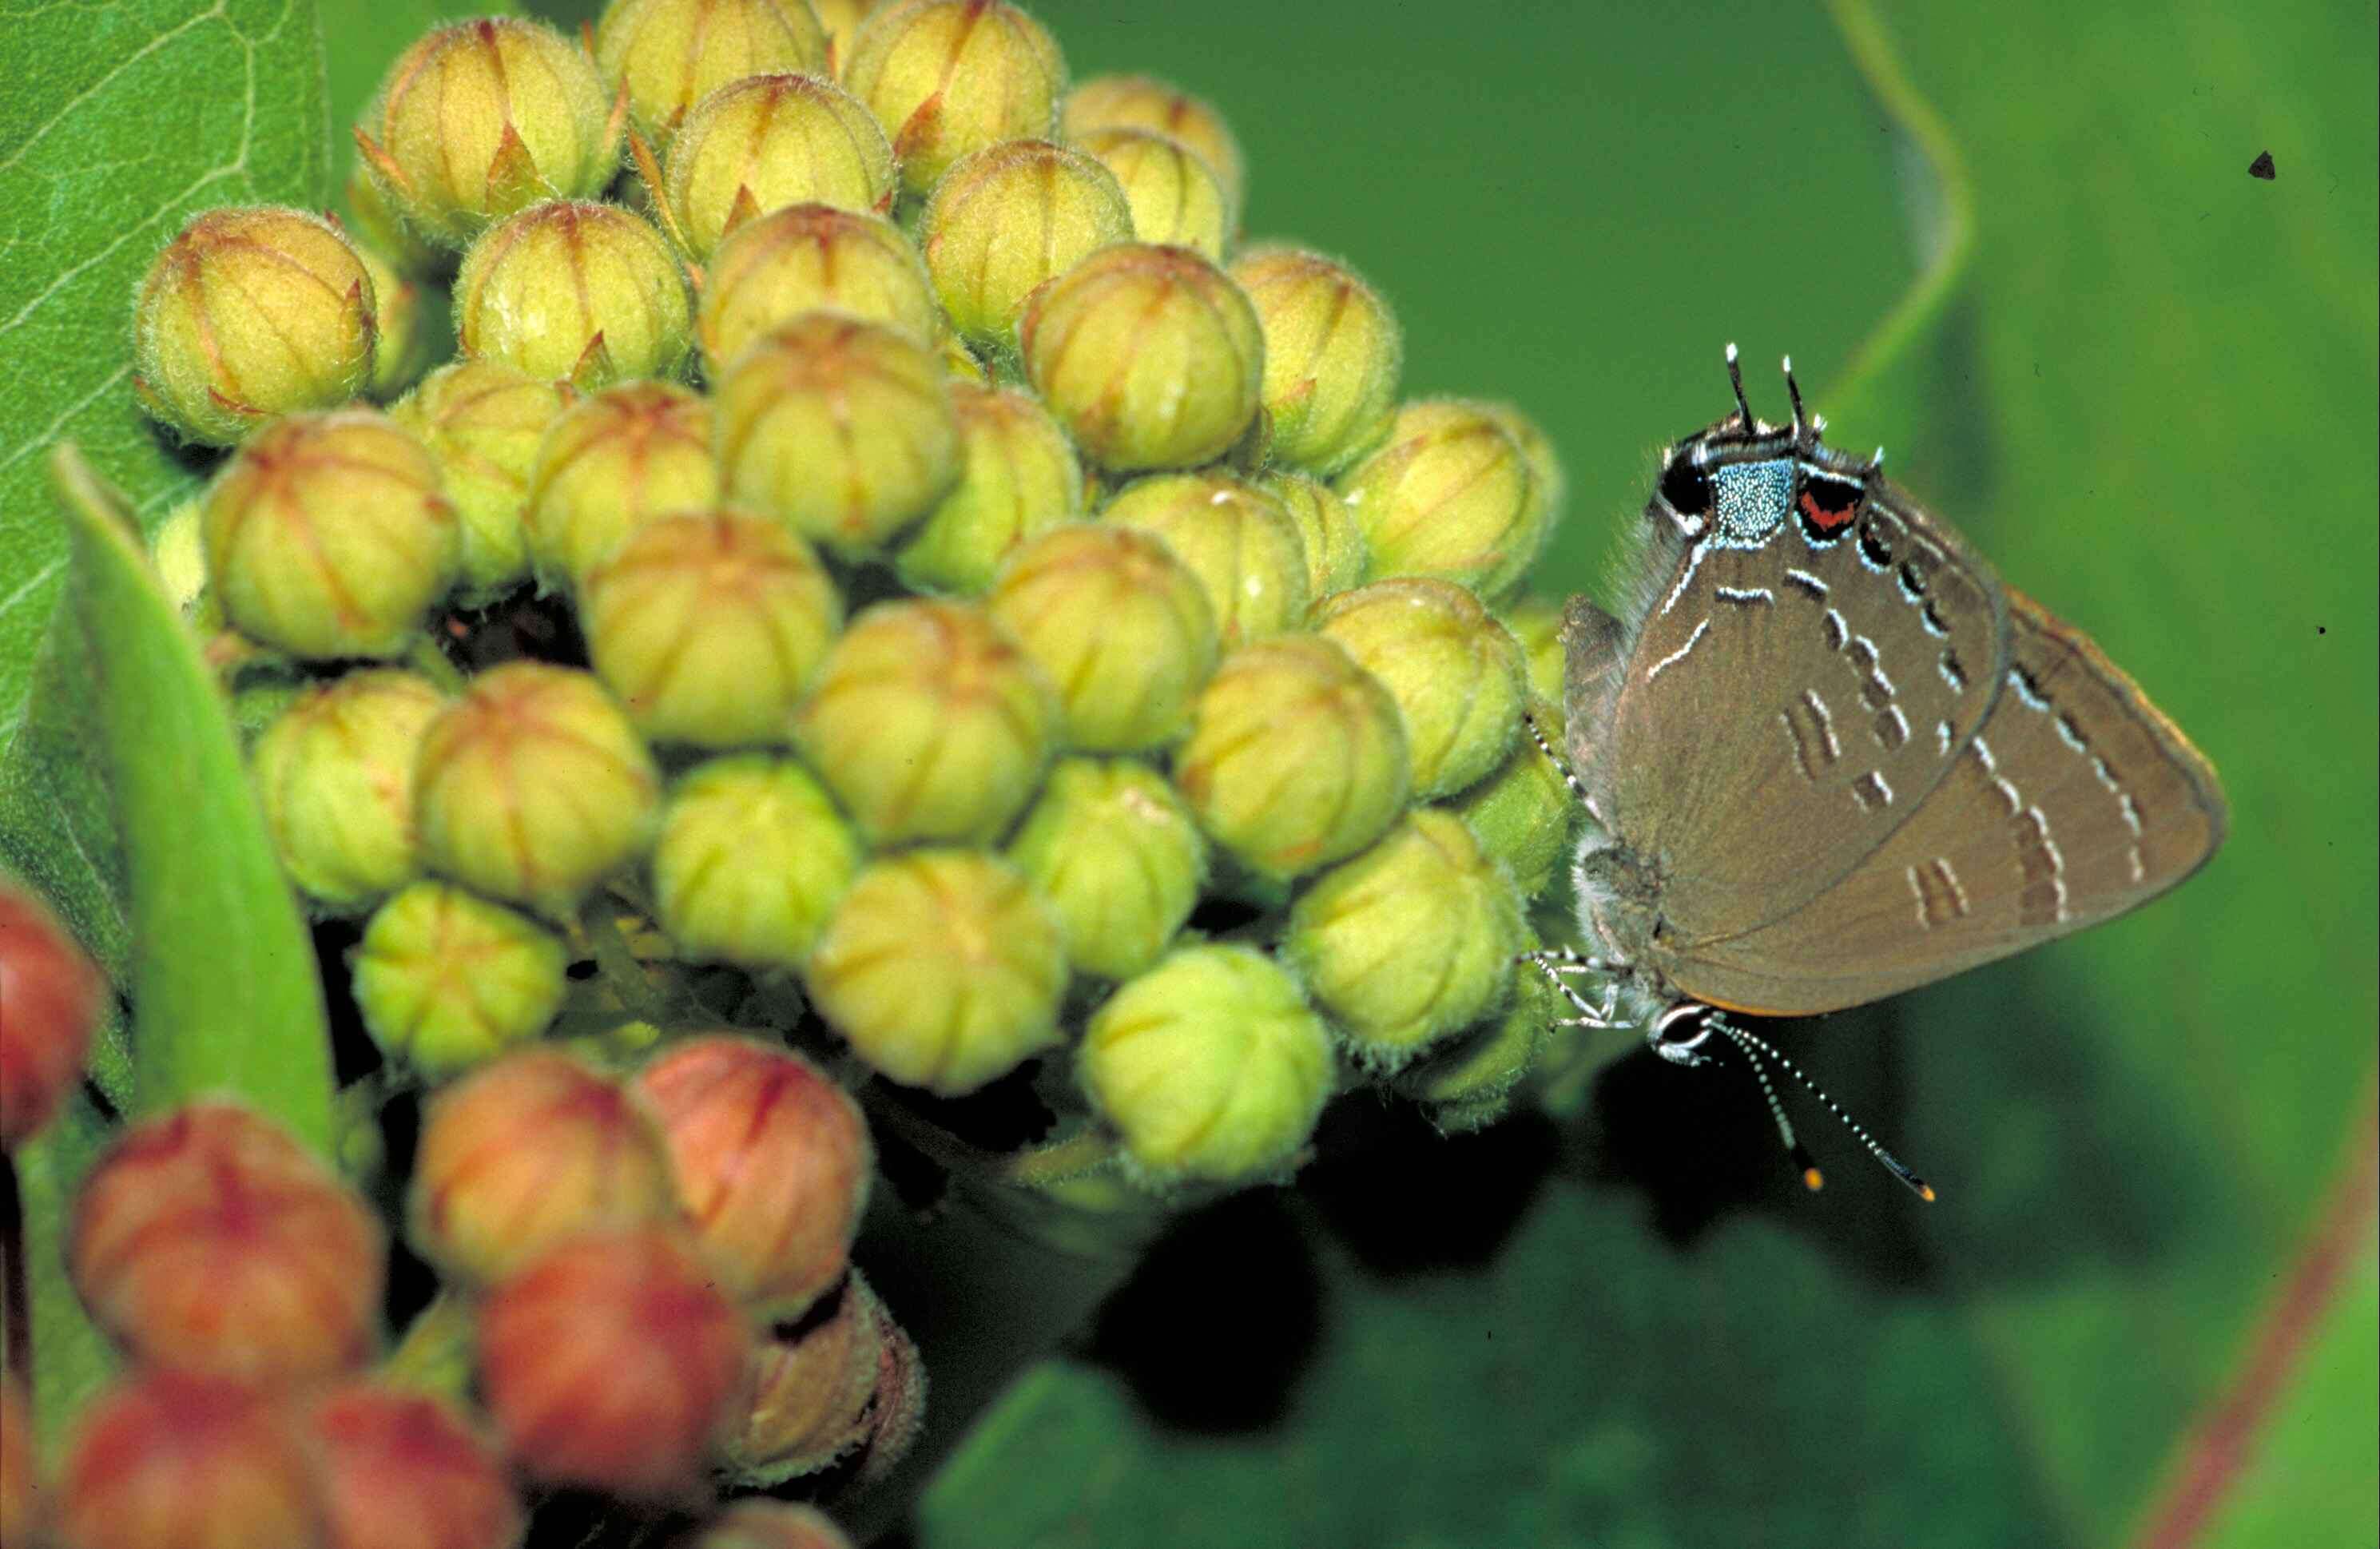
(50, 446, 334, 1151)
(0, 0, 328, 987)
(10, 1089, 124, 1454)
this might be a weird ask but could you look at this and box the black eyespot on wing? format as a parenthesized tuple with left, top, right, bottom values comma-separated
(1659, 455, 1714, 519)
(1794, 470, 1863, 542)
(1856, 519, 1894, 569)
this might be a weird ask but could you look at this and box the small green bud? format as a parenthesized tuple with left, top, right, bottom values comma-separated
(455, 200, 693, 387)
(1006, 757, 1203, 979)
(662, 73, 897, 260)
(1442, 694, 1575, 899)
(1499, 594, 1566, 705)
(697, 203, 940, 373)
(582, 510, 843, 747)
(1282, 808, 1525, 1071)
(354, 240, 436, 400)
(523, 379, 721, 586)
(1473, 401, 1565, 602)
(715, 312, 960, 554)
(355, 18, 621, 250)
(344, 161, 446, 279)
(152, 498, 208, 618)
(1229, 246, 1402, 476)
(133, 205, 377, 446)
(391, 359, 575, 598)
(806, 848, 1067, 1094)
(1100, 471, 1309, 647)
(917, 139, 1132, 349)
(1079, 943, 1333, 1186)
(201, 408, 458, 658)
(1263, 470, 1368, 599)
(1172, 634, 1409, 879)
(1393, 960, 1555, 1133)
(1063, 73, 1246, 220)
(1335, 399, 1536, 594)
(793, 598, 1055, 843)
(1072, 126, 1228, 261)
(595, 0, 830, 146)
(721, 1276, 880, 1486)
(652, 754, 861, 968)
(415, 661, 662, 917)
(1310, 577, 1526, 799)
(892, 384, 1084, 595)
(1020, 242, 1263, 472)
(353, 880, 569, 1075)
(250, 669, 446, 911)
(843, 0, 1066, 195)
(984, 522, 1217, 752)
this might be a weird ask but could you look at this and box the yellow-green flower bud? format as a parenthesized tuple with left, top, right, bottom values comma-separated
(391, 359, 574, 598)
(201, 409, 458, 658)
(454, 200, 693, 387)
(1499, 595, 1564, 705)
(715, 312, 960, 554)
(1392, 961, 1553, 1134)
(1062, 74, 1245, 220)
(1228, 246, 1401, 477)
(662, 73, 897, 259)
(523, 379, 720, 586)
(1474, 401, 1564, 602)
(984, 523, 1216, 752)
(1263, 471, 1367, 600)
(842, 0, 1065, 195)
(1079, 943, 1332, 1186)
(651, 755, 860, 969)
(133, 206, 377, 447)
(793, 598, 1055, 843)
(1443, 693, 1573, 899)
(1019, 242, 1262, 472)
(697, 204, 939, 373)
(595, 0, 830, 146)
(1335, 399, 1536, 594)
(355, 18, 621, 250)
(806, 848, 1066, 1094)
(813, 0, 892, 73)
(1099, 471, 1308, 647)
(1071, 126, 1227, 261)
(1006, 757, 1203, 979)
(344, 162, 445, 280)
(353, 881, 568, 1075)
(353, 241, 435, 400)
(892, 385, 1083, 595)
(1172, 634, 1409, 879)
(250, 670, 446, 912)
(415, 662, 662, 917)
(1309, 578, 1525, 799)
(582, 510, 842, 746)
(917, 140, 1131, 349)
(1282, 809, 1525, 1071)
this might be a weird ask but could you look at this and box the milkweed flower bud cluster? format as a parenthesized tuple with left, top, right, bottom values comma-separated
(95, 0, 1581, 1534)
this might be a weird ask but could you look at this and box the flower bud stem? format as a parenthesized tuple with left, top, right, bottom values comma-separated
(578, 906, 677, 1026)
(402, 634, 467, 696)
(378, 1291, 478, 1404)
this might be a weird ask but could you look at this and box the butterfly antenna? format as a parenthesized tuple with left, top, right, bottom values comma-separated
(1718, 1021, 1937, 1201)
(1724, 342, 1753, 426)
(1710, 1015, 1825, 1190)
(1782, 355, 1810, 444)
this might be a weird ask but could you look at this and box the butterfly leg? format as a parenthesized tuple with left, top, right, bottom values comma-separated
(1522, 712, 1607, 828)
(1518, 947, 1618, 1030)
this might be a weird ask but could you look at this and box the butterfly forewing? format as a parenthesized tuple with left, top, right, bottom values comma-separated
(1666, 590, 2227, 1015)
(1587, 475, 2011, 948)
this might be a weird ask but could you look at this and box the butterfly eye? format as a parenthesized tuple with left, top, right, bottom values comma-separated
(1659, 455, 1714, 520)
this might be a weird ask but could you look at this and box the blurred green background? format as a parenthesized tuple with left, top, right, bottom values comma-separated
(3, 0, 2371, 1545)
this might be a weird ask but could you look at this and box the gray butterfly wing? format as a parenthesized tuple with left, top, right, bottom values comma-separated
(1582, 484, 2012, 948)
(1667, 590, 2227, 1015)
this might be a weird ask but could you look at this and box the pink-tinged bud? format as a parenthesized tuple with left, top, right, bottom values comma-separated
(0, 882, 101, 1149)
(719, 1273, 877, 1484)
(595, 0, 831, 147)
(636, 1036, 870, 1320)
(70, 1101, 384, 1384)
(59, 1370, 324, 1549)
(842, 0, 1067, 195)
(697, 205, 940, 375)
(409, 1050, 678, 1284)
(523, 379, 720, 587)
(1, 1379, 40, 1549)
(312, 1384, 524, 1549)
(682, 1501, 856, 1549)
(478, 1228, 753, 1501)
(844, 1292, 924, 1486)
